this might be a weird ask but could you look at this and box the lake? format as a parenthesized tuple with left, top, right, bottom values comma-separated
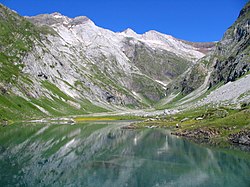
(0, 121, 250, 187)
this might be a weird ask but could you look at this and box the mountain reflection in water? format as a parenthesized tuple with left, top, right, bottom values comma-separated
(0, 121, 250, 187)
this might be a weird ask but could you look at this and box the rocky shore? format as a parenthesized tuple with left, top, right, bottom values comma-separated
(172, 127, 221, 140)
(123, 106, 250, 149)
(229, 130, 250, 146)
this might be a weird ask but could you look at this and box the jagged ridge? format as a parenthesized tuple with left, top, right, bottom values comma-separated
(0, 3, 214, 120)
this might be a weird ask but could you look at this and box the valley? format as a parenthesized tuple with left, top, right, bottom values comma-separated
(0, 1, 250, 147)
(0, 1, 250, 186)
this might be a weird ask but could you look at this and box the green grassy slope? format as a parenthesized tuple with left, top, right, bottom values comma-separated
(0, 5, 108, 121)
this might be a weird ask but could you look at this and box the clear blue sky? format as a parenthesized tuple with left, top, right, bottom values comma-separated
(0, 0, 248, 42)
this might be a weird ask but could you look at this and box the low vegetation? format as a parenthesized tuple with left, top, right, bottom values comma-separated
(133, 104, 250, 148)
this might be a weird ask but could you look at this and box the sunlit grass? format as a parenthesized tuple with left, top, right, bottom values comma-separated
(74, 115, 144, 122)
(74, 117, 116, 122)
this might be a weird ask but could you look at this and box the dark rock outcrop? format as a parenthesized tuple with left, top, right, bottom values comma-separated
(172, 127, 221, 140)
(229, 130, 250, 146)
(208, 1, 250, 87)
(166, 2, 250, 98)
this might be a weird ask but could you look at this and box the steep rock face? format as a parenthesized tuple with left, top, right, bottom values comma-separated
(0, 3, 214, 119)
(0, 5, 38, 87)
(25, 12, 208, 106)
(165, 59, 209, 97)
(208, 2, 250, 87)
(163, 2, 250, 107)
(122, 37, 191, 82)
(179, 63, 208, 94)
(26, 13, 167, 106)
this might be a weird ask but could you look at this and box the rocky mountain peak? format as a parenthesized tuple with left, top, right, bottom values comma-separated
(51, 12, 63, 18)
(238, 1, 250, 19)
(121, 28, 139, 38)
(207, 1, 250, 88)
(27, 13, 69, 26)
(1, 2, 249, 120)
(27, 13, 93, 28)
(0, 3, 20, 20)
(141, 30, 174, 42)
(71, 16, 92, 26)
(165, 1, 250, 107)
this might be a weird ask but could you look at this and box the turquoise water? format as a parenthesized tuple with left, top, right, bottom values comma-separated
(0, 121, 250, 187)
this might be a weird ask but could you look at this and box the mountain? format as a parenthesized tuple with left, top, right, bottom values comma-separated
(162, 1, 250, 109)
(0, 3, 214, 120)
(1, 2, 249, 121)
(208, 2, 250, 86)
